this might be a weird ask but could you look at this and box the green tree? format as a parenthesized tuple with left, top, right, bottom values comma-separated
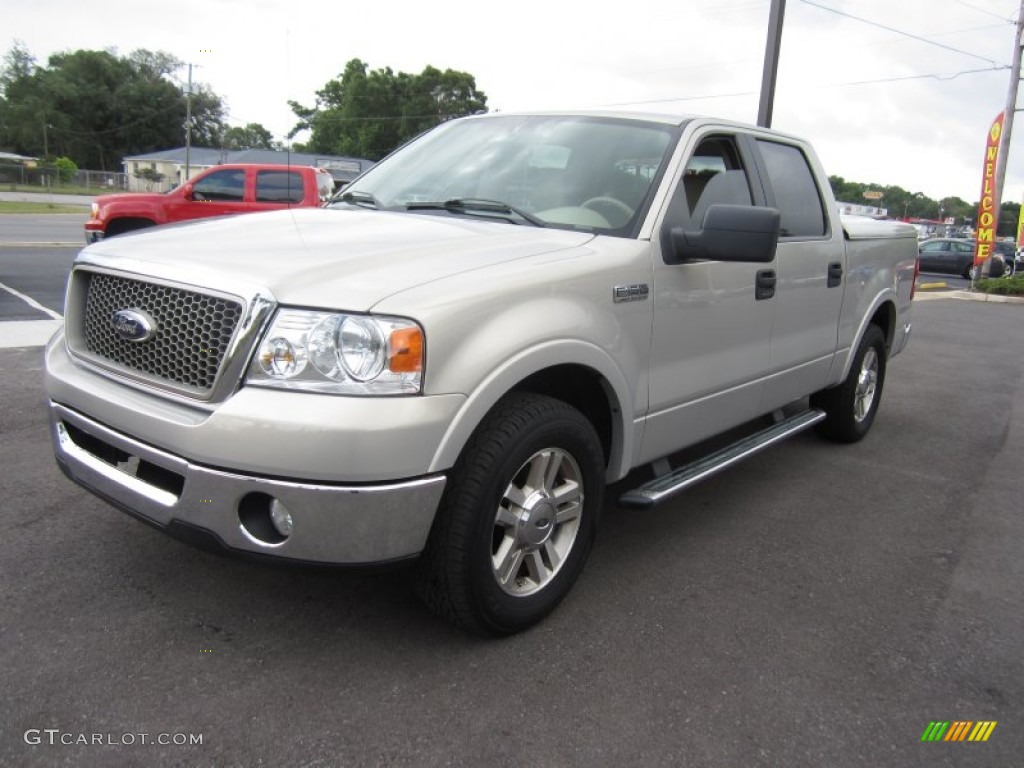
(289, 59, 486, 160)
(0, 39, 35, 94)
(221, 122, 279, 150)
(133, 166, 166, 191)
(828, 177, 970, 222)
(0, 43, 225, 170)
(52, 155, 77, 183)
(997, 201, 1020, 238)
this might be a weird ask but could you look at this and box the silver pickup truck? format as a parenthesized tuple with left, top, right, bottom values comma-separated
(45, 112, 918, 635)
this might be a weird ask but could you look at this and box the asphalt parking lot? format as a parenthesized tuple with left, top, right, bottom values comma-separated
(1, 225, 1023, 766)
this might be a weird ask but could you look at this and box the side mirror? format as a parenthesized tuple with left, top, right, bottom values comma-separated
(668, 204, 780, 264)
(181, 183, 194, 201)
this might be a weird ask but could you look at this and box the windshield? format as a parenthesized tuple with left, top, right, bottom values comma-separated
(330, 114, 679, 236)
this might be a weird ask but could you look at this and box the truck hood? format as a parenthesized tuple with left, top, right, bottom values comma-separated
(80, 207, 596, 310)
(93, 192, 168, 208)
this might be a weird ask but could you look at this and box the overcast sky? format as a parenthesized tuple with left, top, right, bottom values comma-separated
(7, 0, 1024, 205)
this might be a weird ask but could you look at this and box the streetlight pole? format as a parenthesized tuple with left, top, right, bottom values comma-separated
(990, 0, 1024, 275)
(184, 63, 193, 181)
(757, 0, 787, 128)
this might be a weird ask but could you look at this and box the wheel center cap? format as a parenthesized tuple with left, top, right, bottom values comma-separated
(518, 493, 556, 548)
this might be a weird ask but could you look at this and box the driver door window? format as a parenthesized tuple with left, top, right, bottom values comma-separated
(682, 138, 754, 225)
(192, 169, 246, 202)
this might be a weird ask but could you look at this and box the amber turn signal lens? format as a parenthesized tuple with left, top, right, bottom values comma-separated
(388, 327, 423, 373)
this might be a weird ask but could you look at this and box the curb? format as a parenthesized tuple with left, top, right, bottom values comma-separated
(915, 289, 1024, 304)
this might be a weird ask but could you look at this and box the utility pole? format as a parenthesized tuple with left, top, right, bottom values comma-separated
(184, 63, 193, 181)
(757, 0, 787, 128)
(991, 0, 1024, 271)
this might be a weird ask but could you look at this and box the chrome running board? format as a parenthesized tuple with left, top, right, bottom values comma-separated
(619, 409, 826, 508)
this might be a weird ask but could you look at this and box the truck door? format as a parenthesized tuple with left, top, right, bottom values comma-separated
(639, 131, 776, 464)
(751, 138, 846, 410)
(175, 167, 249, 221)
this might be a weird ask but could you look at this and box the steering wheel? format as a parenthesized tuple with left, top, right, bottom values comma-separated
(581, 197, 633, 227)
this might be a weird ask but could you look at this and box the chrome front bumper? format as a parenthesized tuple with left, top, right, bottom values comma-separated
(50, 402, 446, 565)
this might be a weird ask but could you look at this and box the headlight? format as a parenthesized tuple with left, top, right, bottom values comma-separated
(247, 309, 423, 395)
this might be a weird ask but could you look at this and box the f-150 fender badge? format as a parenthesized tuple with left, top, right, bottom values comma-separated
(612, 284, 650, 303)
(112, 309, 156, 342)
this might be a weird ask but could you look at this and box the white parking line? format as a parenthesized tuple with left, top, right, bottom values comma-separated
(0, 242, 81, 247)
(0, 279, 64, 347)
(0, 279, 63, 320)
(0, 319, 63, 348)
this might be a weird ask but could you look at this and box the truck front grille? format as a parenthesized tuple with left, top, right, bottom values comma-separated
(75, 272, 244, 396)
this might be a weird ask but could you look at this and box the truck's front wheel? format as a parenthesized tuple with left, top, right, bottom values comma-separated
(416, 393, 604, 636)
(105, 218, 155, 237)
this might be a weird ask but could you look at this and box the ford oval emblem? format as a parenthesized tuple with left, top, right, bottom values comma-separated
(112, 309, 156, 342)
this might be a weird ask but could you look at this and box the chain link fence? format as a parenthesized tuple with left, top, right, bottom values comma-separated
(0, 163, 128, 192)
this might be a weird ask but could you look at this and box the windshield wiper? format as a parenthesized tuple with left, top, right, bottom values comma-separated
(405, 198, 545, 227)
(335, 190, 381, 209)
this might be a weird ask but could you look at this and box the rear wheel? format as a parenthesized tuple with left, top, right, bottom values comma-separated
(812, 325, 887, 443)
(415, 392, 605, 636)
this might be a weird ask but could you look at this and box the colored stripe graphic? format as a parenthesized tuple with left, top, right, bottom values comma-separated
(969, 722, 997, 742)
(945, 721, 972, 741)
(921, 721, 996, 742)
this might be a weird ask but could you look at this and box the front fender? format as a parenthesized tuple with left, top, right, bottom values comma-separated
(100, 201, 166, 227)
(428, 338, 636, 483)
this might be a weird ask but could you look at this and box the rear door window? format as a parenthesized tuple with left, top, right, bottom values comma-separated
(756, 140, 827, 238)
(256, 171, 305, 203)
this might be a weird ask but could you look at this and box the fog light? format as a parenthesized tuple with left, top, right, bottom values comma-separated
(269, 499, 294, 537)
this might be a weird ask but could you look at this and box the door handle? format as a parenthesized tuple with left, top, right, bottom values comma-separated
(827, 262, 843, 288)
(756, 269, 776, 300)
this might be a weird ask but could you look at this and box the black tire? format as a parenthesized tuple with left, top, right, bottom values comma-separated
(415, 392, 605, 636)
(105, 219, 155, 237)
(811, 324, 887, 443)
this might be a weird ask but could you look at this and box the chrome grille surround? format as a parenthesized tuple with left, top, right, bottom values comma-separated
(65, 254, 277, 403)
(82, 273, 241, 392)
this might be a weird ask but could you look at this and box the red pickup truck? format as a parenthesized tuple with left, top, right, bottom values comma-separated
(85, 164, 336, 242)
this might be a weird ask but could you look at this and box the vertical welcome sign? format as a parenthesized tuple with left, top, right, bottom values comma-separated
(974, 113, 1004, 269)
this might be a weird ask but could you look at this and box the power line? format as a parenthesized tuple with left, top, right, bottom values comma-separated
(597, 64, 1004, 108)
(926, 21, 1016, 36)
(628, 57, 762, 77)
(836, 64, 1009, 87)
(799, 0, 1009, 66)
(952, 0, 1016, 22)
(599, 90, 760, 108)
